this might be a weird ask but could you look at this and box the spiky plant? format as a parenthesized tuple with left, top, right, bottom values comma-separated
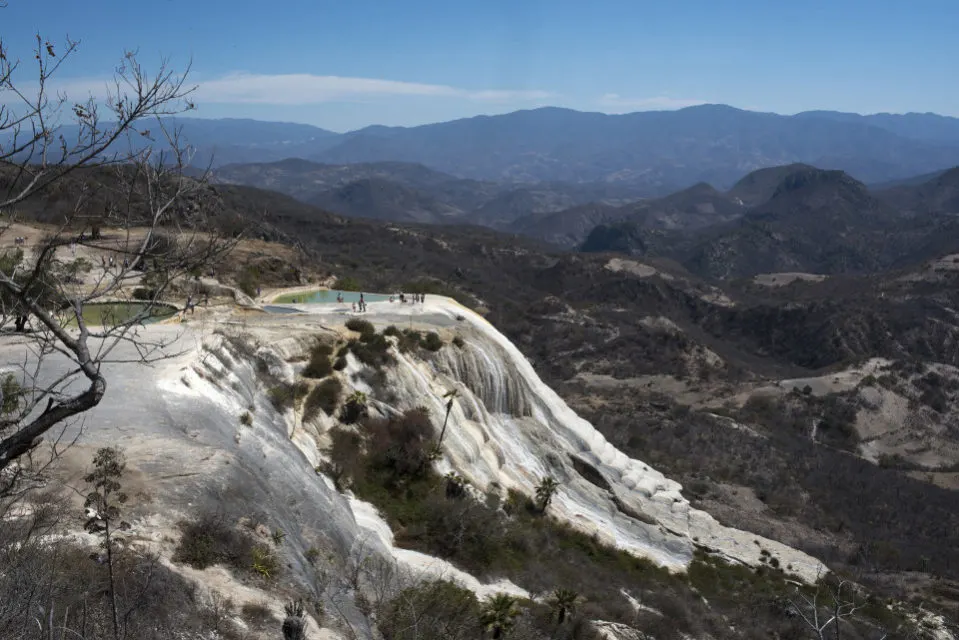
(548, 588, 581, 624)
(282, 599, 307, 640)
(535, 476, 560, 512)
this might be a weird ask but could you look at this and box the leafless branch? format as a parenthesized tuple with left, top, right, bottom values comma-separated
(0, 25, 238, 489)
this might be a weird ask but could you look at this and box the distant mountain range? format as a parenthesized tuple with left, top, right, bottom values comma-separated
(12, 106, 959, 191)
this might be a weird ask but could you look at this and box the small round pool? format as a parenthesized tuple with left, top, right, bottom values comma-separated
(70, 302, 179, 326)
(272, 290, 391, 304)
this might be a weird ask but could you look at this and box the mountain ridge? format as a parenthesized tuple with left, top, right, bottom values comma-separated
(581, 165, 959, 279)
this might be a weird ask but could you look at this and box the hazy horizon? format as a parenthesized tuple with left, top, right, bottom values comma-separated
(5, 0, 958, 131)
(174, 103, 959, 135)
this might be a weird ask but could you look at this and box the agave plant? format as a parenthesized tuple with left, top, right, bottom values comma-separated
(548, 588, 582, 624)
(535, 476, 560, 512)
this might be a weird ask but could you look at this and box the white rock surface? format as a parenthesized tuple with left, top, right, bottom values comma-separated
(0, 293, 827, 636)
(290, 296, 826, 581)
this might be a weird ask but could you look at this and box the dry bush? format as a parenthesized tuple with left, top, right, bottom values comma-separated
(0, 500, 207, 639)
(302, 341, 335, 379)
(304, 378, 343, 420)
(241, 600, 275, 628)
(174, 511, 280, 581)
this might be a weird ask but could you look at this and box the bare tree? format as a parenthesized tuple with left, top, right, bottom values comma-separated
(0, 14, 236, 492)
(785, 575, 904, 640)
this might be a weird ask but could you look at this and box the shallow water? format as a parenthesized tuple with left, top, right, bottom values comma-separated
(68, 302, 179, 326)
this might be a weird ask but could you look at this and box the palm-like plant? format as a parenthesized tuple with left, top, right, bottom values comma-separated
(436, 387, 460, 447)
(548, 588, 581, 624)
(535, 476, 560, 512)
(480, 593, 521, 639)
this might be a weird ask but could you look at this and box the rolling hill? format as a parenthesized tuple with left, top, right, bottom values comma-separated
(581, 165, 959, 279)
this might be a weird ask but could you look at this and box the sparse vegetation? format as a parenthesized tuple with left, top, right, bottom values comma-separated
(251, 545, 280, 579)
(268, 380, 310, 412)
(340, 390, 369, 424)
(174, 512, 280, 581)
(421, 330, 444, 352)
(535, 476, 560, 512)
(345, 318, 375, 335)
(282, 600, 308, 640)
(241, 601, 275, 627)
(304, 377, 343, 419)
(302, 340, 335, 378)
(334, 275, 363, 291)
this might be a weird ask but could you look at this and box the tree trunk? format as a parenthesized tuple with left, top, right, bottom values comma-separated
(437, 404, 453, 446)
(105, 518, 120, 640)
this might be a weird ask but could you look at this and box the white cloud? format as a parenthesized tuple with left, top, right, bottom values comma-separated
(193, 72, 553, 105)
(468, 88, 554, 103)
(597, 93, 707, 112)
(1, 71, 554, 107)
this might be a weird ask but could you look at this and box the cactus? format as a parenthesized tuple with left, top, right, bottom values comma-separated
(282, 599, 307, 640)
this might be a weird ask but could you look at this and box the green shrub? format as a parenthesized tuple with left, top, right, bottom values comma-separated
(350, 333, 395, 368)
(237, 266, 261, 298)
(452, 335, 465, 348)
(132, 287, 155, 301)
(268, 381, 309, 412)
(340, 391, 369, 424)
(304, 378, 343, 420)
(377, 580, 479, 640)
(174, 514, 256, 572)
(239, 411, 253, 426)
(333, 355, 348, 371)
(302, 341, 334, 378)
(383, 325, 401, 337)
(345, 318, 375, 335)
(421, 331, 444, 352)
(364, 407, 435, 483)
(251, 545, 280, 579)
(398, 329, 423, 353)
(1, 374, 23, 415)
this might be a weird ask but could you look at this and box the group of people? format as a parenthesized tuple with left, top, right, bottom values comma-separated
(396, 292, 426, 304)
(351, 292, 369, 313)
(346, 291, 427, 314)
(12, 236, 27, 246)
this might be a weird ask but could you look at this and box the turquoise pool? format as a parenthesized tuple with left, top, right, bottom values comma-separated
(273, 290, 391, 304)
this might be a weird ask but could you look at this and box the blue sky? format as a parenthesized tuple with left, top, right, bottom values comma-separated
(3, 0, 958, 131)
